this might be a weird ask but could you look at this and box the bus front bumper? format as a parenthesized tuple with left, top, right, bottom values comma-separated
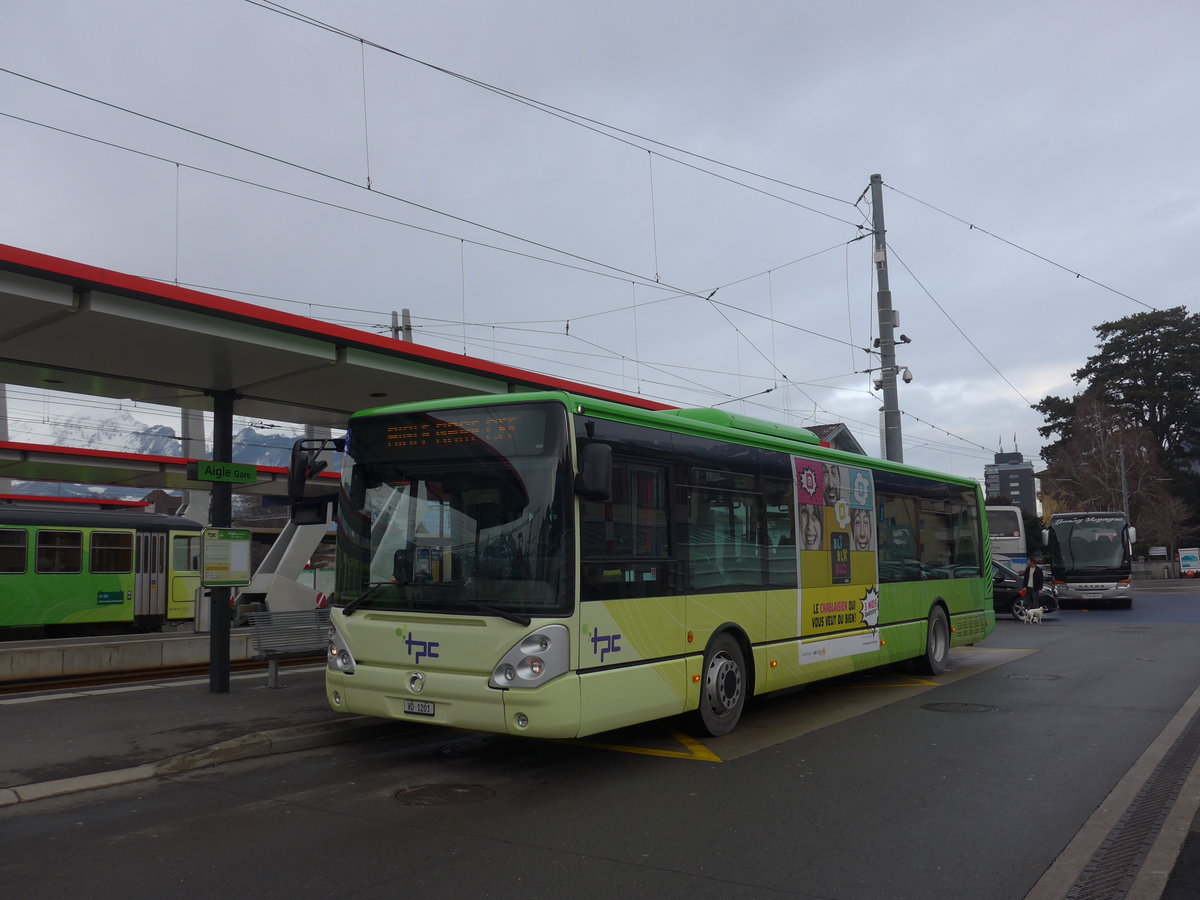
(326, 666, 582, 739)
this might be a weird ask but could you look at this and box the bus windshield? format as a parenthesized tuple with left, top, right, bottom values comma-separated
(1050, 515, 1129, 572)
(987, 508, 1022, 539)
(335, 403, 574, 619)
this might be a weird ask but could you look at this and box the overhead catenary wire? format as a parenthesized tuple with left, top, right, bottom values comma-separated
(0, 69, 707, 298)
(0, 63, 1014, 464)
(885, 243, 1034, 408)
(884, 183, 1157, 312)
(2, 68, 873, 394)
(0, 109, 675, 297)
(0, 64, 869, 389)
(245, 1, 867, 230)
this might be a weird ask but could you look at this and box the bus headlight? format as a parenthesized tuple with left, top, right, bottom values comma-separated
(328, 624, 356, 675)
(489, 624, 569, 689)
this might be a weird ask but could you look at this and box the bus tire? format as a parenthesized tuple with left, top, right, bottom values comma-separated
(914, 605, 950, 676)
(696, 632, 747, 737)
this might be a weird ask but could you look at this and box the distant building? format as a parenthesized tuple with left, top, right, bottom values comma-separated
(809, 423, 866, 456)
(140, 489, 183, 515)
(984, 451, 1038, 519)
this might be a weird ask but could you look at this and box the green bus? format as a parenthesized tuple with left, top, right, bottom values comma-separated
(314, 391, 994, 738)
(0, 507, 204, 631)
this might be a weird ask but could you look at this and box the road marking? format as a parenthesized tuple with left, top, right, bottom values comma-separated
(573, 730, 724, 762)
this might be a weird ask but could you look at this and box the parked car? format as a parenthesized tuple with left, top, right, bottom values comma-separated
(993, 560, 1057, 620)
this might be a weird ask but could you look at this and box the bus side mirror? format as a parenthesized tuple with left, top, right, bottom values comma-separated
(1128, 526, 1137, 543)
(575, 443, 612, 502)
(287, 437, 346, 503)
(1041, 529, 1049, 545)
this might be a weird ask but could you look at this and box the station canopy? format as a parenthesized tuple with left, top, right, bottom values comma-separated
(0, 243, 670, 493)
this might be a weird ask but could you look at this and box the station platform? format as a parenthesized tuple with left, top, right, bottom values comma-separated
(0, 629, 408, 805)
(0, 629, 256, 682)
(0, 664, 407, 805)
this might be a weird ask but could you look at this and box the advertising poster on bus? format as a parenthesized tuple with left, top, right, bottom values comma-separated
(793, 456, 880, 662)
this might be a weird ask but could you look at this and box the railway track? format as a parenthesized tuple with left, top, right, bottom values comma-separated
(0, 654, 324, 696)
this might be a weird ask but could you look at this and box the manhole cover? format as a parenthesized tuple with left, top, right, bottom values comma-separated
(1002, 673, 1063, 682)
(921, 702, 999, 714)
(395, 783, 496, 806)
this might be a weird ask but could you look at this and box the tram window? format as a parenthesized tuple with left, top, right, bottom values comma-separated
(0, 529, 27, 574)
(173, 535, 201, 572)
(91, 531, 134, 574)
(36, 530, 82, 574)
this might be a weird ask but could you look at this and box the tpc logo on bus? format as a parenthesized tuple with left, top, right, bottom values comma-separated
(590, 626, 622, 662)
(396, 627, 440, 664)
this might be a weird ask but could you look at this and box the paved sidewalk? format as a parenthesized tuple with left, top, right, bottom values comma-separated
(0, 666, 405, 805)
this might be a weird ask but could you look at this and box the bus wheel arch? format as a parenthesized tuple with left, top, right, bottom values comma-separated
(913, 601, 950, 676)
(695, 627, 752, 737)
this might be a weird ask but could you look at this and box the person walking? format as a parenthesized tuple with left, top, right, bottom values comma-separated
(1021, 556, 1045, 608)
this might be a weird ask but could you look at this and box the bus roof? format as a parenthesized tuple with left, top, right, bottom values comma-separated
(350, 390, 980, 489)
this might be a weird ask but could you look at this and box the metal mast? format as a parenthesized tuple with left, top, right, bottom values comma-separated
(871, 174, 904, 462)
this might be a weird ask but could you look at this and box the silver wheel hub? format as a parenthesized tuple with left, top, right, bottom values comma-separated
(706, 652, 742, 712)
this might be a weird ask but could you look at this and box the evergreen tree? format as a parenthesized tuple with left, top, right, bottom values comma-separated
(1036, 306, 1200, 543)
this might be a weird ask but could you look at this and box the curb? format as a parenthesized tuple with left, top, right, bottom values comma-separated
(0, 716, 406, 807)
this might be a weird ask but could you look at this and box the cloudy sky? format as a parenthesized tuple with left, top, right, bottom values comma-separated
(1, 1, 1196, 479)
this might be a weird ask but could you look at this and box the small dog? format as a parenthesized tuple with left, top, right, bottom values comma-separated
(1022, 606, 1045, 624)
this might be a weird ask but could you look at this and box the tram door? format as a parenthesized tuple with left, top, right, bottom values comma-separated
(135, 532, 169, 618)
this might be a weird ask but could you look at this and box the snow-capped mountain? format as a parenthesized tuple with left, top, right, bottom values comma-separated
(47, 410, 186, 458)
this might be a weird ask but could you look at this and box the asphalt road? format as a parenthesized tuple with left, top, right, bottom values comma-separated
(4, 583, 1200, 899)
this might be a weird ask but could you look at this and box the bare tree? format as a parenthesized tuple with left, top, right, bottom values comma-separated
(1136, 494, 1199, 549)
(1040, 397, 1170, 526)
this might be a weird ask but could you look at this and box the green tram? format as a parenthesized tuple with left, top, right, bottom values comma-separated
(311, 391, 995, 738)
(0, 507, 204, 631)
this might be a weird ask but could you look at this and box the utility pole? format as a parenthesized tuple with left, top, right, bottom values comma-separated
(871, 173, 903, 462)
(391, 309, 413, 342)
(1119, 444, 1130, 520)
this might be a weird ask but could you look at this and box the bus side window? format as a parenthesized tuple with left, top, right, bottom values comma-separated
(764, 478, 796, 587)
(878, 495, 920, 583)
(580, 459, 671, 600)
(688, 488, 764, 591)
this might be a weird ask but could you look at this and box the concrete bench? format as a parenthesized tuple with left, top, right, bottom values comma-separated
(248, 609, 331, 688)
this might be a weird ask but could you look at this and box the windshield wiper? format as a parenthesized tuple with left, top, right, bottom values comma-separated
(455, 597, 531, 626)
(340, 582, 394, 617)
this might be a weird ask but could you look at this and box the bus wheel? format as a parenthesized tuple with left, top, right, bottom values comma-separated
(915, 606, 950, 676)
(697, 633, 746, 737)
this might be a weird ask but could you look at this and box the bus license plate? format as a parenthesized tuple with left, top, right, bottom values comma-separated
(404, 699, 435, 717)
(1082, 592, 1102, 600)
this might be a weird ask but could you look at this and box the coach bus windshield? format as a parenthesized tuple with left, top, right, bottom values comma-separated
(1049, 515, 1130, 572)
(334, 403, 573, 620)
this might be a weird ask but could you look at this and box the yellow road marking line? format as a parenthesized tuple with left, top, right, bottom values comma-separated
(572, 730, 723, 762)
